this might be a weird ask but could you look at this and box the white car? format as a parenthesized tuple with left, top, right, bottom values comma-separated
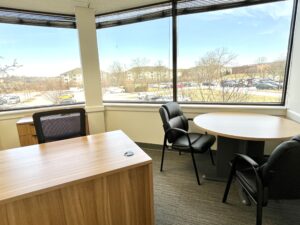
(5, 96, 21, 104)
(106, 87, 125, 94)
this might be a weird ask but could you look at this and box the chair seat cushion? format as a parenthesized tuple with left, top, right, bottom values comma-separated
(172, 133, 215, 153)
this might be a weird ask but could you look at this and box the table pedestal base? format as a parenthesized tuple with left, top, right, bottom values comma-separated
(216, 136, 264, 179)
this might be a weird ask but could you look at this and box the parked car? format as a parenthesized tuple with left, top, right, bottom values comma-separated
(138, 93, 161, 101)
(0, 97, 7, 105)
(256, 82, 278, 90)
(106, 87, 125, 94)
(245, 78, 259, 87)
(58, 92, 74, 100)
(220, 80, 237, 87)
(202, 81, 216, 86)
(5, 95, 20, 104)
(59, 98, 76, 104)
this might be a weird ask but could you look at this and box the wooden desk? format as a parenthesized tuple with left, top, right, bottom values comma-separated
(16, 116, 89, 146)
(194, 112, 300, 179)
(16, 117, 39, 146)
(0, 130, 154, 225)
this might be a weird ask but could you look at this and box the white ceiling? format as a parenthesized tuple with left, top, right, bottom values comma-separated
(0, 0, 167, 15)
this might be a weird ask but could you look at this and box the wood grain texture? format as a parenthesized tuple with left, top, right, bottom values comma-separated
(0, 130, 154, 225)
(0, 130, 152, 203)
(194, 112, 300, 141)
(0, 165, 153, 225)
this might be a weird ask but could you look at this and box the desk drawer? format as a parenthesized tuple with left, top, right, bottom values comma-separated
(17, 124, 36, 136)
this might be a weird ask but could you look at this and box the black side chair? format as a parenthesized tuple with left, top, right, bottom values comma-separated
(33, 108, 86, 144)
(159, 102, 216, 185)
(222, 135, 300, 225)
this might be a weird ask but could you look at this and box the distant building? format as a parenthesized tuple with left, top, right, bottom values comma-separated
(126, 66, 171, 81)
(60, 68, 83, 84)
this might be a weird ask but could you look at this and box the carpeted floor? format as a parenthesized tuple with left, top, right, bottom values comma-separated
(144, 149, 300, 225)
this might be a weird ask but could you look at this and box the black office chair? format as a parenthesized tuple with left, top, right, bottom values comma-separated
(222, 135, 300, 225)
(159, 102, 216, 185)
(33, 108, 86, 144)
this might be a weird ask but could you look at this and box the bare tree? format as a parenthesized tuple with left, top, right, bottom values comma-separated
(130, 57, 149, 91)
(268, 60, 285, 82)
(109, 61, 127, 87)
(192, 48, 250, 103)
(0, 58, 21, 78)
(256, 57, 270, 79)
(0, 58, 22, 94)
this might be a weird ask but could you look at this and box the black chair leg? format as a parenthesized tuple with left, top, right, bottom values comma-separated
(191, 152, 201, 185)
(256, 195, 263, 225)
(209, 148, 215, 165)
(222, 165, 235, 203)
(160, 137, 167, 172)
(179, 150, 181, 155)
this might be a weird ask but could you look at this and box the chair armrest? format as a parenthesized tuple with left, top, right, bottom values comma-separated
(234, 153, 259, 168)
(165, 128, 192, 147)
(232, 154, 264, 198)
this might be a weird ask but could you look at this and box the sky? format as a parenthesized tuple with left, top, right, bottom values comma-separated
(0, 0, 294, 77)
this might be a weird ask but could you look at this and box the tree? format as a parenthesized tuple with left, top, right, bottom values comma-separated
(256, 57, 270, 79)
(109, 61, 127, 87)
(268, 60, 286, 82)
(192, 48, 249, 103)
(0, 57, 21, 78)
(0, 57, 22, 94)
(130, 57, 149, 91)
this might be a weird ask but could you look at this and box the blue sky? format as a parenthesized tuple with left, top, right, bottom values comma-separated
(0, 0, 294, 76)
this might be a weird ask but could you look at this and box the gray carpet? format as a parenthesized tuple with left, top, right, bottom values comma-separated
(144, 149, 300, 225)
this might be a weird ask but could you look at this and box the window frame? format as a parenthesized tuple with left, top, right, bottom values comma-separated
(0, 0, 297, 111)
(96, 0, 298, 106)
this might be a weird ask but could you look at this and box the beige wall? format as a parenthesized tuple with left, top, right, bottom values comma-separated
(0, 105, 286, 152)
(105, 105, 286, 154)
(0, 117, 21, 150)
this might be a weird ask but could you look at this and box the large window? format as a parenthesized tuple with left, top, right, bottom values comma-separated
(96, 0, 296, 105)
(177, 0, 294, 104)
(0, 23, 83, 111)
(97, 18, 173, 102)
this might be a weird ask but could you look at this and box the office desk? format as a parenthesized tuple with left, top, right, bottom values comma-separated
(194, 112, 300, 179)
(0, 130, 154, 225)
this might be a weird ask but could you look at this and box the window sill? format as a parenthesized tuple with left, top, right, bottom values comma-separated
(0, 103, 287, 121)
(104, 102, 287, 116)
(0, 104, 86, 121)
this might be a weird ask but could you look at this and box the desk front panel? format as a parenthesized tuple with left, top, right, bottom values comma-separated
(0, 163, 154, 225)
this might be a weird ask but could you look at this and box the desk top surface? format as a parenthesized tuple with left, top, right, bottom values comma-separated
(0, 130, 151, 204)
(194, 112, 300, 141)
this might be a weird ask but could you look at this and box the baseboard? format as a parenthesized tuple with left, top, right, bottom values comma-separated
(286, 109, 300, 123)
(136, 142, 162, 150)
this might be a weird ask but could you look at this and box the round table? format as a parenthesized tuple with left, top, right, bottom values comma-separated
(193, 112, 300, 179)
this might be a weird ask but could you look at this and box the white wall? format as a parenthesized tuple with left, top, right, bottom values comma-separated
(287, 0, 300, 122)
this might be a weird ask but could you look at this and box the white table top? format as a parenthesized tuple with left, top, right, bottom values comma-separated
(193, 112, 300, 141)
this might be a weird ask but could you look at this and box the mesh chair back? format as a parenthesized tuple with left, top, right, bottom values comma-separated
(159, 102, 188, 143)
(261, 135, 300, 199)
(33, 108, 86, 143)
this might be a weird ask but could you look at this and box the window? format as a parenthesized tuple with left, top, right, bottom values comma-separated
(97, 17, 173, 102)
(96, 0, 296, 105)
(177, 0, 294, 104)
(0, 11, 83, 111)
